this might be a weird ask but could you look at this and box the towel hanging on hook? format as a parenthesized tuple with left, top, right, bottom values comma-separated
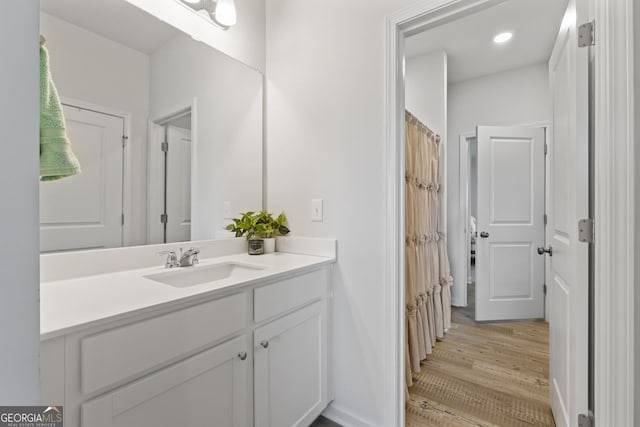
(40, 35, 46, 46)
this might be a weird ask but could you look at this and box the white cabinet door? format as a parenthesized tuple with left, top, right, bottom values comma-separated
(475, 126, 546, 321)
(254, 301, 328, 427)
(81, 336, 249, 427)
(40, 105, 124, 252)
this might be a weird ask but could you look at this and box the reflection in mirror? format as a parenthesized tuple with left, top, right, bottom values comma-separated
(39, 0, 263, 253)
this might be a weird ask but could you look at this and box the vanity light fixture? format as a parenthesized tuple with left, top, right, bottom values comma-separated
(177, 0, 237, 30)
(493, 32, 513, 44)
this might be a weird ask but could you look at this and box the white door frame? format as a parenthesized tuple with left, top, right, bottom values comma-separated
(147, 99, 198, 244)
(592, 1, 636, 424)
(383, 1, 635, 426)
(454, 131, 475, 307)
(60, 96, 133, 246)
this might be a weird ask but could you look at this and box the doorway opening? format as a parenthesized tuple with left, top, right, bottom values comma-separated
(397, 0, 590, 425)
(148, 107, 193, 244)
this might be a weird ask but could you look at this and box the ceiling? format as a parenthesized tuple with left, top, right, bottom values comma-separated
(40, 0, 181, 54)
(405, 0, 569, 84)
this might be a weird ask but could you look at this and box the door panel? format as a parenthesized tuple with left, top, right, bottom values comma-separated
(40, 105, 123, 252)
(547, 0, 589, 425)
(476, 126, 545, 321)
(490, 243, 532, 299)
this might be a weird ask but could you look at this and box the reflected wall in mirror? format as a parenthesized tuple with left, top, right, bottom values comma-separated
(39, 0, 263, 253)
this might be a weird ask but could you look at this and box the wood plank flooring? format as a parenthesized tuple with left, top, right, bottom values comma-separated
(407, 308, 555, 427)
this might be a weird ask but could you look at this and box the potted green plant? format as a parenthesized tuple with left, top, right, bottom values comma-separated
(225, 211, 290, 254)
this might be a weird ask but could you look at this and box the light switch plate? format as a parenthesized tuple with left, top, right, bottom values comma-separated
(311, 199, 323, 222)
(223, 201, 232, 219)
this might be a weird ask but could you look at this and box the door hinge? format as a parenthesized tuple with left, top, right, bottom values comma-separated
(544, 142, 548, 155)
(122, 135, 129, 148)
(160, 213, 168, 224)
(543, 284, 547, 295)
(578, 218, 595, 243)
(161, 141, 169, 152)
(121, 213, 125, 226)
(578, 21, 595, 47)
(578, 412, 594, 427)
(544, 214, 548, 225)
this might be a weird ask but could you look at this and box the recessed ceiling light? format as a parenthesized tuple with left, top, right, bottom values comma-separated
(493, 32, 513, 44)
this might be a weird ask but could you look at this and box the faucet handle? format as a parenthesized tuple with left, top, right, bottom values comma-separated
(158, 250, 178, 268)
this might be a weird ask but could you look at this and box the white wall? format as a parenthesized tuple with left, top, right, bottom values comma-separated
(405, 51, 447, 137)
(469, 142, 477, 218)
(0, 0, 40, 403)
(447, 63, 550, 307)
(125, 0, 266, 72)
(150, 34, 263, 240)
(40, 13, 150, 246)
(265, 0, 417, 425)
(405, 50, 448, 251)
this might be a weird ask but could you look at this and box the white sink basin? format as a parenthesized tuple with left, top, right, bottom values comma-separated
(145, 262, 268, 288)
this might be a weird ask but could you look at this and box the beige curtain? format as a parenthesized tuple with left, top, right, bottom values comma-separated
(405, 111, 453, 387)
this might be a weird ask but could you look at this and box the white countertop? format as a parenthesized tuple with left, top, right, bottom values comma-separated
(41, 251, 334, 340)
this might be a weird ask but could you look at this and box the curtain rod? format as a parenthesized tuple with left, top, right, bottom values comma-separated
(405, 110, 440, 140)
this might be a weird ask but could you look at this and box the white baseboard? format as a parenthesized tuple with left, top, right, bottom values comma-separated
(322, 403, 377, 427)
(451, 298, 463, 307)
(550, 379, 568, 427)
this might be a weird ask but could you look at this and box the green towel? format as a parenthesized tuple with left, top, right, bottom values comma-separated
(40, 46, 81, 182)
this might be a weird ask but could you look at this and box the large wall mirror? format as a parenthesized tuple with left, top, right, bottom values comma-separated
(39, 0, 263, 253)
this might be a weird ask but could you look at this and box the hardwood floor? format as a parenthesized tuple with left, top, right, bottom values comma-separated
(406, 307, 555, 427)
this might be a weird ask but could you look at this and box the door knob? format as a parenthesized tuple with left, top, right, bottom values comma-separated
(479, 231, 490, 238)
(537, 246, 553, 256)
(260, 341, 269, 349)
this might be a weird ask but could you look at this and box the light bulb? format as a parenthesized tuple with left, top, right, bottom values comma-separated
(493, 32, 513, 44)
(215, 0, 237, 26)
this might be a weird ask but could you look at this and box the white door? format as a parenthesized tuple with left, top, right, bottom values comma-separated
(547, 0, 589, 425)
(254, 301, 329, 427)
(166, 125, 192, 243)
(475, 126, 545, 321)
(81, 335, 249, 427)
(40, 105, 124, 252)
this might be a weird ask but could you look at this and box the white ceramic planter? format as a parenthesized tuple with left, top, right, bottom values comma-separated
(263, 238, 276, 253)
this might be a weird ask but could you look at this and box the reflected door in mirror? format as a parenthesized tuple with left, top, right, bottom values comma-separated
(40, 104, 124, 252)
(166, 125, 191, 243)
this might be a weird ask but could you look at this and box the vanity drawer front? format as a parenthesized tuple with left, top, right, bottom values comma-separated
(81, 293, 247, 395)
(254, 268, 328, 323)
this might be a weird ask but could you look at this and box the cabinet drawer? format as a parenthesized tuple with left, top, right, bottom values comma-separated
(254, 269, 328, 323)
(81, 293, 247, 395)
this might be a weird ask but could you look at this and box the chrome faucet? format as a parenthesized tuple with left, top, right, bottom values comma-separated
(158, 247, 199, 268)
(178, 247, 200, 267)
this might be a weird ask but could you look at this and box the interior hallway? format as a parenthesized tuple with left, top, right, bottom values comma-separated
(406, 307, 554, 426)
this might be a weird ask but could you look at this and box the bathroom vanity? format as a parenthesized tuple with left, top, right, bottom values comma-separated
(40, 238, 336, 427)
